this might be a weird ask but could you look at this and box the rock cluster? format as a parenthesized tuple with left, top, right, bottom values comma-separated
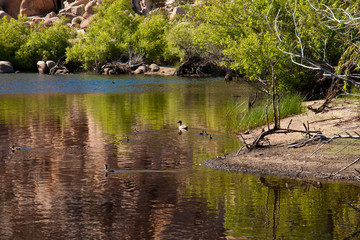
(134, 64, 160, 74)
(0, 0, 98, 29)
(0, 61, 15, 73)
(37, 60, 69, 74)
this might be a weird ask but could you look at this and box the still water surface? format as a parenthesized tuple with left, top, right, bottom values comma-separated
(0, 73, 360, 239)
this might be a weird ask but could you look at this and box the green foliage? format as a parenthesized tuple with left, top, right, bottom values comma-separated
(15, 19, 72, 70)
(0, 17, 72, 71)
(0, 17, 30, 68)
(134, 13, 173, 63)
(165, 21, 195, 61)
(66, 0, 143, 69)
(66, 0, 180, 68)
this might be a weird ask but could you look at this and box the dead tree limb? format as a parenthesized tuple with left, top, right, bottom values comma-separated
(287, 119, 293, 129)
(324, 157, 360, 179)
(288, 133, 328, 148)
(242, 126, 321, 152)
(311, 125, 360, 155)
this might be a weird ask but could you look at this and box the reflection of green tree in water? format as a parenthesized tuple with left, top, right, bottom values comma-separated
(183, 170, 360, 239)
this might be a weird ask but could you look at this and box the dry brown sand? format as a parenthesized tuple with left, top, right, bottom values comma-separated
(204, 98, 360, 183)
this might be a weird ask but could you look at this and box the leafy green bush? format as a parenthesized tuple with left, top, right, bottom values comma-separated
(15, 19, 72, 70)
(0, 17, 30, 68)
(66, 0, 142, 69)
(134, 12, 171, 63)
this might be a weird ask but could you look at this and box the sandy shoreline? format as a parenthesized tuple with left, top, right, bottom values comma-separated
(204, 98, 360, 183)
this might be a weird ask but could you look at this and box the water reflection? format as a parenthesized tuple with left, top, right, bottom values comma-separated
(0, 74, 360, 239)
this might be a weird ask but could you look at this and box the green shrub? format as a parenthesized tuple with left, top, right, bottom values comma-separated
(0, 17, 30, 68)
(134, 13, 170, 63)
(66, 0, 142, 69)
(15, 19, 72, 70)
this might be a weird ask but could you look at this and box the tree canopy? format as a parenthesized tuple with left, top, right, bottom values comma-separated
(0, 0, 360, 95)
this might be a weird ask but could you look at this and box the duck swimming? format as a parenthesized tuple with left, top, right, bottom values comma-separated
(10, 145, 20, 151)
(177, 120, 188, 130)
(104, 164, 115, 173)
(200, 130, 208, 136)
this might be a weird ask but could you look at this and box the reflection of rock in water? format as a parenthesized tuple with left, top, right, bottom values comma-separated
(101, 201, 114, 214)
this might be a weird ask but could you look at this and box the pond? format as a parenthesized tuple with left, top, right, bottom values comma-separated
(0, 73, 360, 239)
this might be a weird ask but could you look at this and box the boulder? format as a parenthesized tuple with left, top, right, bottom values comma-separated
(0, 0, 22, 18)
(134, 65, 147, 74)
(58, 11, 77, 22)
(0, 10, 12, 20)
(0, 61, 15, 73)
(83, 0, 97, 19)
(37, 61, 48, 74)
(70, 0, 90, 7)
(149, 63, 160, 72)
(46, 60, 56, 70)
(50, 66, 69, 75)
(170, 6, 186, 21)
(29, 16, 44, 23)
(103, 67, 116, 75)
(20, 0, 61, 17)
(44, 17, 59, 27)
(80, 15, 93, 29)
(44, 11, 57, 19)
(71, 16, 83, 27)
(71, 5, 83, 15)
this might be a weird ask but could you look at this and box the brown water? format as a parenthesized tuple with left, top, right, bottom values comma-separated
(0, 74, 360, 240)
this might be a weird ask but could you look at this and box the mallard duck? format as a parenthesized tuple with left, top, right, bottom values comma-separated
(209, 135, 213, 140)
(10, 145, 20, 151)
(104, 164, 115, 173)
(200, 130, 208, 136)
(177, 120, 188, 130)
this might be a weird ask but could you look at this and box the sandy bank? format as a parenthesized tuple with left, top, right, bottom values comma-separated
(204, 98, 360, 183)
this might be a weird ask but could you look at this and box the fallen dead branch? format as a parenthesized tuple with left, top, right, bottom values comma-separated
(324, 157, 360, 179)
(311, 125, 360, 156)
(238, 120, 322, 152)
(288, 133, 328, 148)
(287, 125, 360, 151)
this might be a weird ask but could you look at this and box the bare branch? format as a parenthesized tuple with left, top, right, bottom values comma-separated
(325, 157, 360, 179)
(311, 125, 360, 155)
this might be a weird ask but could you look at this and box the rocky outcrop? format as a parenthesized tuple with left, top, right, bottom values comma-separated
(149, 63, 160, 72)
(0, 61, 15, 73)
(169, 6, 186, 21)
(0, 0, 98, 28)
(134, 64, 161, 74)
(0, 0, 22, 19)
(37, 60, 69, 74)
(20, 0, 62, 17)
(134, 65, 146, 74)
(37, 61, 48, 74)
(49, 64, 69, 74)
(0, 0, 182, 26)
(0, 10, 12, 20)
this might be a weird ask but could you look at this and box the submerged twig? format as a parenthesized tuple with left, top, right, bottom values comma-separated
(344, 200, 360, 213)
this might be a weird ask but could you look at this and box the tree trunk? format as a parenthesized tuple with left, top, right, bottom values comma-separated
(271, 63, 280, 129)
